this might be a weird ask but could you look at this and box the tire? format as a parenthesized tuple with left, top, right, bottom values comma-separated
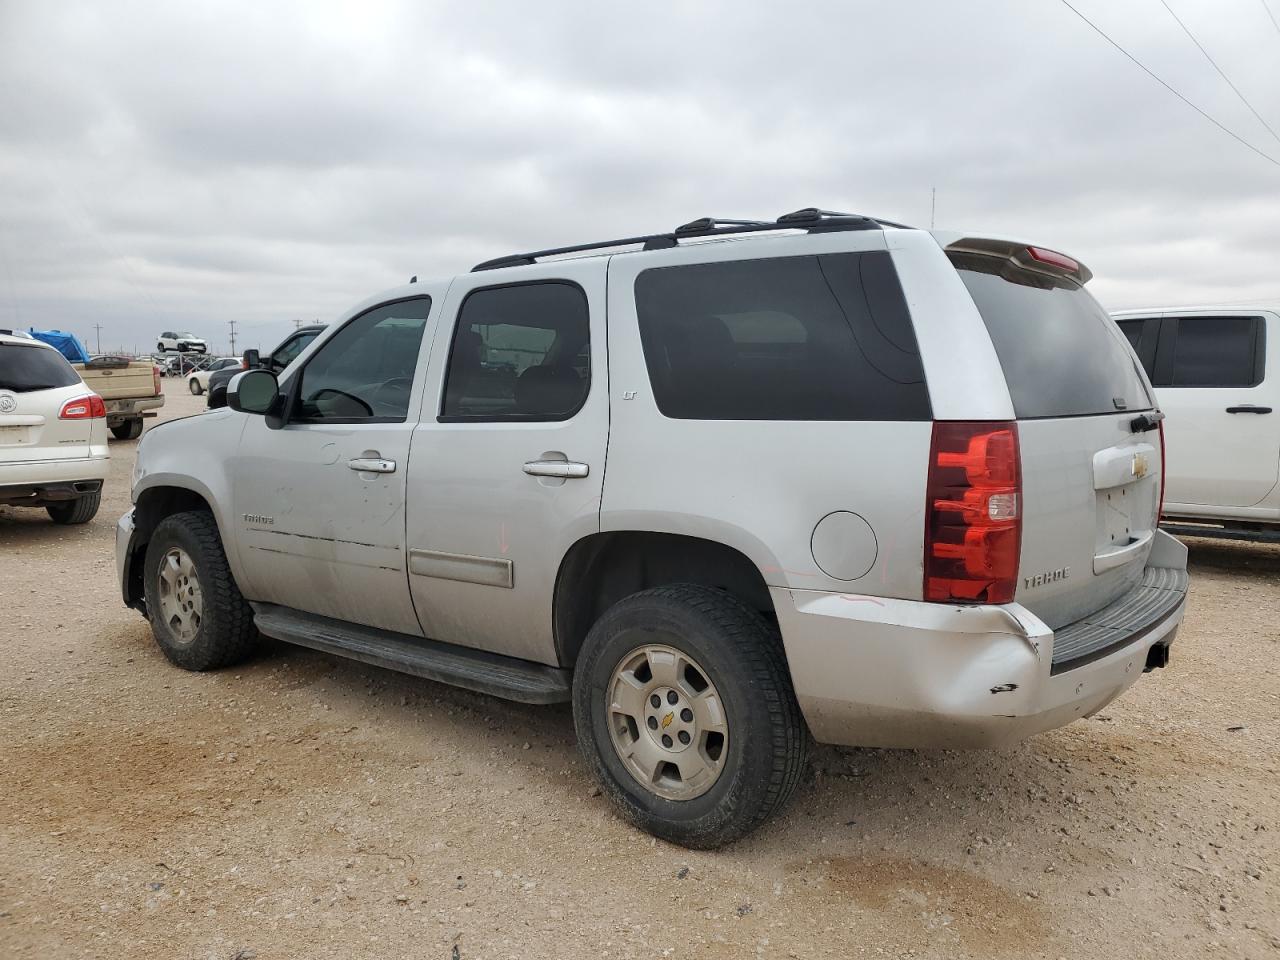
(189, 377, 203, 395)
(46, 490, 101, 525)
(143, 510, 258, 671)
(157, 342, 165, 354)
(572, 584, 808, 849)
(111, 419, 144, 440)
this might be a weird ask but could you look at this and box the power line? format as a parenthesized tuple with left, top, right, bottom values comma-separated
(1264, 0, 1280, 37)
(1159, 0, 1280, 147)
(1057, 0, 1280, 168)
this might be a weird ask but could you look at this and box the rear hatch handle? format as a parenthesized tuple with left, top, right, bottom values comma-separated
(1129, 411, 1165, 433)
(1226, 405, 1272, 414)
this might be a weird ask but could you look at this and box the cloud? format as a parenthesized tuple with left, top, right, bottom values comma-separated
(1, 0, 1277, 355)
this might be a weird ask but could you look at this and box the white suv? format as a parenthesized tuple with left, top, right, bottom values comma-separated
(1, 332, 109, 523)
(116, 209, 1188, 847)
(156, 331, 208, 354)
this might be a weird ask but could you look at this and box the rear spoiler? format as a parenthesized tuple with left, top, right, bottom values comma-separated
(945, 237, 1093, 285)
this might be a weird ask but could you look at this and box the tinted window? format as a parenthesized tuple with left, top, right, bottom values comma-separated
(1167, 316, 1263, 387)
(0, 343, 81, 392)
(273, 331, 318, 368)
(294, 298, 430, 421)
(1117, 320, 1143, 352)
(634, 251, 930, 421)
(441, 281, 590, 421)
(954, 254, 1152, 418)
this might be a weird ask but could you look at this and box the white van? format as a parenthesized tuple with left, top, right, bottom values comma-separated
(1112, 307, 1280, 539)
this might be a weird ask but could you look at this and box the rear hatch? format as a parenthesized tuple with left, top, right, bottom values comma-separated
(0, 341, 94, 462)
(948, 240, 1161, 630)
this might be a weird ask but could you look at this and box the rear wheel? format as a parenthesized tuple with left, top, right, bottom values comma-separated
(46, 490, 101, 525)
(189, 377, 203, 395)
(143, 510, 258, 671)
(572, 583, 808, 849)
(111, 419, 143, 440)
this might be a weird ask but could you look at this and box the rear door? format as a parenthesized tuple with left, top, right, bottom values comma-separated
(952, 249, 1161, 629)
(0, 342, 93, 462)
(403, 260, 608, 665)
(1146, 313, 1278, 509)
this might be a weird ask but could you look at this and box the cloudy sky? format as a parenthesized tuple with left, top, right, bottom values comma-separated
(2, 0, 1278, 355)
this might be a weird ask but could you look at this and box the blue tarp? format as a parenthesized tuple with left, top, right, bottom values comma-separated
(29, 329, 91, 364)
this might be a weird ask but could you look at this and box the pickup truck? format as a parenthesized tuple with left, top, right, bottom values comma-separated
(1112, 305, 1280, 541)
(75, 356, 165, 439)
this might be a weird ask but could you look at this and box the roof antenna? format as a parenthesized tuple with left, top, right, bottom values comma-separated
(409, 275, 417, 284)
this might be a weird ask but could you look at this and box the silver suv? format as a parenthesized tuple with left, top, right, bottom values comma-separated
(116, 208, 1188, 847)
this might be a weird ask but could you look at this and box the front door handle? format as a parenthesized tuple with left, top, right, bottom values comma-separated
(348, 457, 397, 473)
(1226, 405, 1273, 414)
(523, 459, 589, 479)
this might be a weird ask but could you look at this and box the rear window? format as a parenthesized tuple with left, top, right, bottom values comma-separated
(0, 343, 81, 393)
(1166, 316, 1263, 387)
(634, 251, 931, 421)
(952, 253, 1152, 418)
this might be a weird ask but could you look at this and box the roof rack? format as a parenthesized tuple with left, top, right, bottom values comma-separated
(470, 207, 913, 272)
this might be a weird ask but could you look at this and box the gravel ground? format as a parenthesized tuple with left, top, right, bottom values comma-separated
(2, 388, 1278, 960)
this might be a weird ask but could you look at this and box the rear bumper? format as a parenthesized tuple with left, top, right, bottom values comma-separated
(0, 455, 109, 504)
(104, 396, 164, 425)
(775, 530, 1189, 750)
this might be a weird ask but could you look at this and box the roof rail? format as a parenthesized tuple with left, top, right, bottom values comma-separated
(470, 207, 913, 272)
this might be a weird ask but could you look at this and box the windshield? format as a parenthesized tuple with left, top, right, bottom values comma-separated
(952, 253, 1153, 419)
(0, 343, 82, 392)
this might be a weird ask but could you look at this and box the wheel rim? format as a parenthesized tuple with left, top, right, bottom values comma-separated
(606, 643, 729, 801)
(157, 547, 203, 644)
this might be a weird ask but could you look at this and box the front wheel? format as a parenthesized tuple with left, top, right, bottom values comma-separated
(143, 511, 258, 671)
(572, 584, 808, 849)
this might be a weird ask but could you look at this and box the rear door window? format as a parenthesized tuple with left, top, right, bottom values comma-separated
(633, 251, 931, 421)
(440, 281, 591, 421)
(1115, 317, 1158, 379)
(1163, 316, 1264, 387)
(0, 343, 81, 392)
(952, 254, 1152, 418)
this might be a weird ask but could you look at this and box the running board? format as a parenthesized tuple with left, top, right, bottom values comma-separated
(1162, 522, 1280, 545)
(251, 603, 571, 704)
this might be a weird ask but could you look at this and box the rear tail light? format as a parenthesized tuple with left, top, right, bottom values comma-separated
(924, 421, 1022, 605)
(153, 365, 162, 395)
(59, 393, 107, 420)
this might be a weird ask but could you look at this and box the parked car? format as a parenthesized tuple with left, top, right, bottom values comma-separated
(206, 324, 326, 409)
(1, 331, 108, 523)
(1112, 305, 1280, 540)
(116, 209, 1188, 848)
(75, 355, 165, 439)
(187, 357, 242, 395)
(156, 331, 208, 354)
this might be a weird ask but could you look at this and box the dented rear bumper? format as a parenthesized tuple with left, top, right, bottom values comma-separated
(774, 530, 1188, 750)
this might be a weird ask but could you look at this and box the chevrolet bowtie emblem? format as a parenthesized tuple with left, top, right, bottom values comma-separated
(661, 712, 674, 729)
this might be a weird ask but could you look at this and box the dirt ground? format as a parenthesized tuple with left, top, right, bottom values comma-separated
(2, 387, 1277, 960)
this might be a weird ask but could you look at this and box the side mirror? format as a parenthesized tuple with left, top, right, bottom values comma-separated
(242, 348, 261, 368)
(227, 369, 280, 417)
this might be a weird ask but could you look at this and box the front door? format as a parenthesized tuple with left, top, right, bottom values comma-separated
(404, 261, 609, 665)
(231, 293, 439, 635)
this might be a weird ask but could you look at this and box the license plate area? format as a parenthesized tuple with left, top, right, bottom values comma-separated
(1092, 443, 1158, 573)
(0, 424, 33, 446)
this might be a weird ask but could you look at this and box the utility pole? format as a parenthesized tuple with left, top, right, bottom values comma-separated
(930, 187, 936, 229)
(294, 318, 302, 330)
(93, 322, 103, 353)
(228, 319, 237, 356)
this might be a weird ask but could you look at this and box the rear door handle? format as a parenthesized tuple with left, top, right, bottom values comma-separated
(1226, 405, 1272, 414)
(348, 457, 397, 473)
(523, 459, 589, 479)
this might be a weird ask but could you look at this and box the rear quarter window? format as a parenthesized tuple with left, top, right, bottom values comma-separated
(634, 251, 931, 421)
(952, 253, 1152, 418)
(0, 343, 82, 392)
